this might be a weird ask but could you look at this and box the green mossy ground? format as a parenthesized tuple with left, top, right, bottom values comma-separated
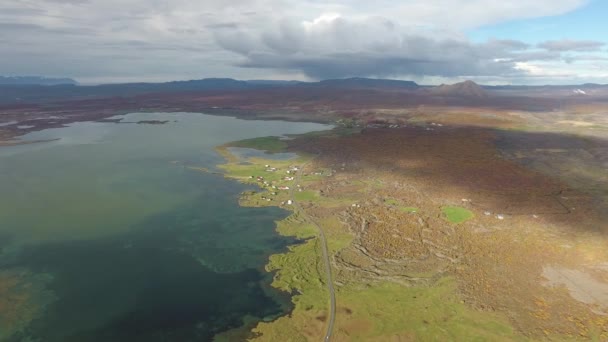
(214, 135, 524, 341)
(226, 136, 288, 153)
(442, 206, 475, 224)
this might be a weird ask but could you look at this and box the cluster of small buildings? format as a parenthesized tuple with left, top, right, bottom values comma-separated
(365, 123, 406, 129)
(363, 122, 443, 130)
(250, 175, 274, 188)
(365, 122, 407, 128)
(424, 122, 444, 131)
(484, 211, 506, 220)
(285, 166, 299, 175)
(246, 163, 304, 206)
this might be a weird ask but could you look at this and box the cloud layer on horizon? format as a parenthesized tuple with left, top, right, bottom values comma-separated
(0, 0, 606, 84)
(215, 16, 602, 80)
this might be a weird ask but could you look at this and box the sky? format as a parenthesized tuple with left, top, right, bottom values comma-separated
(0, 0, 607, 85)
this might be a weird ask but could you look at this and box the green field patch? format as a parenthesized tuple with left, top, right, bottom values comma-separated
(442, 206, 474, 224)
(384, 198, 400, 206)
(214, 134, 525, 341)
(294, 190, 319, 202)
(227, 136, 287, 153)
(337, 278, 520, 340)
(218, 157, 301, 183)
(220, 164, 282, 182)
(253, 234, 328, 340)
(318, 217, 354, 254)
(267, 216, 328, 313)
(385, 199, 418, 213)
(302, 168, 333, 181)
(361, 179, 385, 189)
(275, 214, 318, 240)
(288, 127, 361, 140)
(317, 197, 360, 209)
(238, 190, 290, 208)
(498, 125, 536, 132)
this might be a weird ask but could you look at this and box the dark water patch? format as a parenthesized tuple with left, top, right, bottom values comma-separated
(7, 181, 298, 341)
(0, 113, 332, 341)
(12, 235, 286, 342)
(0, 232, 13, 255)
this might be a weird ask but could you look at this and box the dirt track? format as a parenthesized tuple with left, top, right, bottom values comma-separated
(290, 154, 337, 342)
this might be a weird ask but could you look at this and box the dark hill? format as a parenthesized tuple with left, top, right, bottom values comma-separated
(431, 80, 488, 98)
(318, 77, 418, 89)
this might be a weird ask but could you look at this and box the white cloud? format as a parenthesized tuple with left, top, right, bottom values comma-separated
(0, 0, 602, 83)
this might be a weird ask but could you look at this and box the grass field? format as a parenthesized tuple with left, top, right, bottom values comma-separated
(294, 190, 319, 202)
(442, 206, 474, 224)
(214, 134, 522, 341)
(384, 199, 400, 206)
(335, 278, 520, 341)
(226, 136, 287, 153)
(385, 199, 418, 213)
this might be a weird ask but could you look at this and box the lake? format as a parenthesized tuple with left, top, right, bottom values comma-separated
(0, 112, 331, 341)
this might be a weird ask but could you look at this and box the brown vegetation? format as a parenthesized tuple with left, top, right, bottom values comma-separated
(284, 125, 608, 339)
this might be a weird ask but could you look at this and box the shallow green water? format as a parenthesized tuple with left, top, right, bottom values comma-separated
(0, 113, 331, 341)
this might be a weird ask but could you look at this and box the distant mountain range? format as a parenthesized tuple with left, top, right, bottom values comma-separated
(318, 77, 418, 88)
(0, 77, 421, 104)
(0, 76, 606, 105)
(0, 76, 77, 86)
(3, 75, 607, 90)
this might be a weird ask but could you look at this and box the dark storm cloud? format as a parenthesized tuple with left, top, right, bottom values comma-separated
(482, 39, 531, 51)
(0, 22, 45, 30)
(206, 22, 241, 30)
(0, 7, 47, 15)
(238, 52, 519, 79)
(0, 22, 95, 36)
(215, 18, 529, 79)
(538, 39, 605, 52)
(509, 51, 563, 62)
(39, 0, 90, 3)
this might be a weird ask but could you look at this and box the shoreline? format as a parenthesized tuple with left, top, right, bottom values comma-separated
(211, 129, 521, 341)
(2, 110, 605, 339)
(212, 138, 333, 341)
(0, 108, 334, 146)
(209, 125, 608, 340)
(0, 138, 60, 147)
(0, 117, 333, 342)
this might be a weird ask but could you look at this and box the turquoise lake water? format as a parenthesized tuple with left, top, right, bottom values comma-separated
(0, 112, 331, 341)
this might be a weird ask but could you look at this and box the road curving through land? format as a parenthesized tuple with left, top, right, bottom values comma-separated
(289, 154, 336, 342)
